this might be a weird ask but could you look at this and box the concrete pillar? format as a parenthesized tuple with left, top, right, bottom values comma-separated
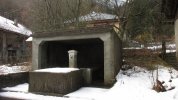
(175, 18, 178, 60)
(32, 39, 40, 70)
(68, 50, 78, 68)
(103, 35, 115, 85)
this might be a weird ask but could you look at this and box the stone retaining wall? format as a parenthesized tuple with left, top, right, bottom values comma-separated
(0, 72, 29, 88)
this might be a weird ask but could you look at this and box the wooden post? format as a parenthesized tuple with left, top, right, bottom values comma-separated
(2, 33, 7, 63)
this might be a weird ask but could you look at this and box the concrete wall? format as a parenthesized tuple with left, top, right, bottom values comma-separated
(113, 31, 122, 77)
(0, 72, 29, 88)
(32, 32, 122, 85)
(103, 31, 122, 85)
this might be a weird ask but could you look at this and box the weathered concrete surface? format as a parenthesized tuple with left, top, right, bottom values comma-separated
(32, 27, 122, 85)
(29, 70, 83, 95)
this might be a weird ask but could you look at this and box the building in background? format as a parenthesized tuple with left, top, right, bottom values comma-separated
(0, 15, 32, 64)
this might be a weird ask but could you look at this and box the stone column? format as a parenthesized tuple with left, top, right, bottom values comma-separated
(68, 50, 78, 68)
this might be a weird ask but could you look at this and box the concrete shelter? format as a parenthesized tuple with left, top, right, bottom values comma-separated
(32, 26, 122, 85)
(162, 0, 178, 59)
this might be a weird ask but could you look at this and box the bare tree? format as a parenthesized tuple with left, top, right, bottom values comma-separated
(28, 0, 94, 31)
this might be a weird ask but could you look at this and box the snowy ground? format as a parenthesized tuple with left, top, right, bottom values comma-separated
(0, 66, 178, 100)
(0, 43, 177, 99)
(125, 43, 176, 53)
(0, 65, 31, 75)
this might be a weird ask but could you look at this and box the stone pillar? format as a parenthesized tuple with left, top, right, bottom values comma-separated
(68, 50, 78, 68)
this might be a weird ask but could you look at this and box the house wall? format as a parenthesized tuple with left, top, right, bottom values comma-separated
(32, 32, 122, 85)
(1, 33, 7, 63)
(113, 31, 122, 76)
(0, 31, 29, 63)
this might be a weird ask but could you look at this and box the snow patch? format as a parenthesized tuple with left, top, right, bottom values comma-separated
(0, 65, 30, 75)
(66, 87, 108, 99)
(0, 16, 32, 36)
(2, 83, 29, 92)
(35, 67, 79, 73)
(96, 66, 178, 100)
(79, 11, 117, 21)
(26, 37, 32, 41)
(66, 11, 117, 23)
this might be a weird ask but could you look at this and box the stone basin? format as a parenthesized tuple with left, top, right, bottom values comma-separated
(29, 68, 83, 95)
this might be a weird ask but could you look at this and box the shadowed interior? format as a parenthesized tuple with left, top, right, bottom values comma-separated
(39, 38, 104, 82)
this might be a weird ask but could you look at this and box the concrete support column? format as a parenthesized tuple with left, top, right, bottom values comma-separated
(32, 40, 40, 70)
(103, 35, 115, 85)
(68, 50, 78, 68)
(175, 18, 178, 60)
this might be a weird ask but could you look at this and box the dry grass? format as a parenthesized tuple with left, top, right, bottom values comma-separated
(123, 48, 170, 70)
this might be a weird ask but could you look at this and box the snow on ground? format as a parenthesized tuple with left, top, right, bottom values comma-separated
(124, 43, 176, 53)
(0, 66, 178, 100)
(35, 67, 79, 73)
(79, 11, 117, 22)
(66, 11, 117, 23)
(0, 65, 30, 75)
(97, 66, 178, 100)
(2, 83, 28, 92)
(0, 16, 32, 36)
(0, 92, 73, 100)
(0, 84, 108, 100)
(66, 87, 108, 100)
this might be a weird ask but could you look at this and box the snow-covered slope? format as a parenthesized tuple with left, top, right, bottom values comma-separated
(98, 66, 178, 100)
(0, 16, 32, 36)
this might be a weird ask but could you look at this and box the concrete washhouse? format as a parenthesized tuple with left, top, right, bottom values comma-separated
(162, 0, 178, 58)
(30, 26, 122, 94)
